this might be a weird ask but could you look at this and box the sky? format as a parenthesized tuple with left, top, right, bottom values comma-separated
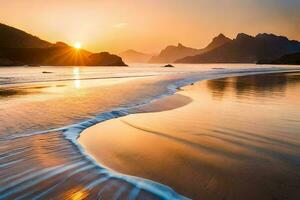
(0, 0, 300, 54)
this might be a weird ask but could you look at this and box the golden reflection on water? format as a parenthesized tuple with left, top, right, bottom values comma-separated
(73, 67, 81, 89)
(0, 76, 144, 105)
(74, 79, 81, 89)
(64, 187, 89, 200)
(70, 191, 88, 200)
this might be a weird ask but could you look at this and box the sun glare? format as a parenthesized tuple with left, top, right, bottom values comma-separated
(73, 67, 81, 89)
(74, 42, 81, 49)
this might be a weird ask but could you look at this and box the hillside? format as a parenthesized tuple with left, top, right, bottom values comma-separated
(0, 42, 126, 66)
(0, 23, 52, 48)
(149, 43, 199, 63)
(0, 24, 126, 66)
(258, 52, 300, 65)
(149, 34, 232, 63)
(119, 49, 152, 63)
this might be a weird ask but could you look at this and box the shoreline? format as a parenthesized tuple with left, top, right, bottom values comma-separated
(1, 65, 299, 199)
(76, 68, 300, 199)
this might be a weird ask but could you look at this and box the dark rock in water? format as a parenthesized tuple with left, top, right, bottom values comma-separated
(163, 64, 175, 68)
(212, 67, 225, 70)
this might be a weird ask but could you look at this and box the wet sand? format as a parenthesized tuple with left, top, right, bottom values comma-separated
(79, 72, 300, 200)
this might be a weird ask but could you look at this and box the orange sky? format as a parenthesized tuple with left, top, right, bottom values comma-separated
(0, 0, 299, 54)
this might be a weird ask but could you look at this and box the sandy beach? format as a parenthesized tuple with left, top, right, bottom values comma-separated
(79, 72, 300, 200)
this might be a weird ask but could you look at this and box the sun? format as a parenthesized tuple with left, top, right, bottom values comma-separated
(74, 42, 81, 49)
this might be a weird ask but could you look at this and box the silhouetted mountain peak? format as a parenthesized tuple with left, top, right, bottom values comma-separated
(149, 35, 233, 63)
(177, 43, 184, 48)
(0, 23, 126, 66)
(149, 43, 198, 63)
(119, 49, 152, 63)
(215, 33, 227, 40)
(52, 42, 69, 48)
(176, 33, 300, 64)
(164, 43, 195, 52)
(256, 33, 276, 38)
(123, 49, 139, 54)
(0, 23, 52, 48)
(236, 33, 254, 41)
(255, 33, 289, 42)
(204, 33, 232, 52)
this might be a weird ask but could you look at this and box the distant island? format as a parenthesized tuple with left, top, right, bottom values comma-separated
(146, 33, 300, 64)
(176, 33, 300, 64)
(148, 34, 232, 63)
(148, 43, 199, 63)
(0, 23, 127, 66)
(118, 49, 152, 63)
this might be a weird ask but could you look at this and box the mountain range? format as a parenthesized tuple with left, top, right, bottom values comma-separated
(118, 49, 152, 63)
(1, 23, 299, 66)
(176, 33, 300, 63)
(148, 43, 199, 63)
(0, 23, 126, 66)
(149, 34, 232, 63)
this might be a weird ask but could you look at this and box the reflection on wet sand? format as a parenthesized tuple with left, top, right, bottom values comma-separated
(80, 72, 300, 200)
(0, 88, 29, 97)
(207, 72, 300, 100)
(0, 85, 68, 98)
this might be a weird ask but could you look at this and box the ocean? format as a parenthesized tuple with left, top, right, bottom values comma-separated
(0, 64, 299, 199)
